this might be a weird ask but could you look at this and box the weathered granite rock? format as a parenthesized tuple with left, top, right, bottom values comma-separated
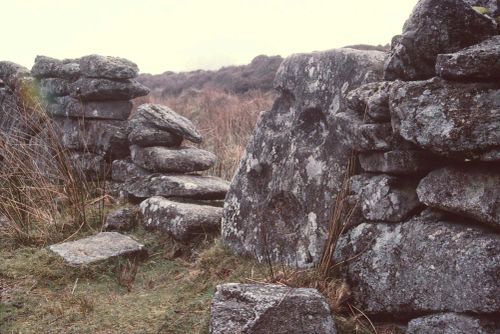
(359, 174, 421, 222)
(384, 0, 497, 81)
(140, 196, 222, 241)
(417, 165, 500, 229)
(128, 125, 183, 147)
(333, 209, 500, 314)
(103, 207, 139, 232)
(47, 97, 132, 120)
(130, 104, 202, 144)
(68, 151, 109, 180)
(111, 159, 150, 182)
(0, 61, 30, 88)
(31, 55, 80, 79)
(69, 77, 149, 101)
(359, 150, 444, 174)
(49, 232, 146, 266)
(79, 55, 139, 79)
(463, 0, 500, 17)
(345, 81, 393, 121)
(52, 117, 129, 158)
(390, 78, 500, 159)
(124, 174, 230, 200)
(436, 35, 500, 81)
(39, 78, 71, 98)
(407, 313, 499, 334)
(210, 283, 336, 334)
(130, 145, 216, 173)
(333, 111, 396, 152)
(222, 48, 386, 267)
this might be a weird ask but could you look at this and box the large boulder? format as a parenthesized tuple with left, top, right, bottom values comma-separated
(124, 174, 230, 200)
(129, 103, 202, 144)
(140, 196, 222, 241)
(389, 77, 500, 159)
(47, 97, 133, 120)
(222, 48, 386, 267)
(31, 55, 80, 79)
(209, 283, 336, 334)
(384, 0, 497, 81)
(407, 313, 499, 334)
(78, 55, 139, 79)
(130, 145, 216, 173)
(436, 35, 500, 81)
(417, 165, 500, 229)
(69, 77, 149, 101)
(333, 209, 500, 315)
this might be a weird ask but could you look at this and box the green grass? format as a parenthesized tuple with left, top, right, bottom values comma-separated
(0, 230, 268, 334)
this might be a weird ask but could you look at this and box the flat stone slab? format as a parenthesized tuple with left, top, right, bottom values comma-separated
(49, 232, 145, 266)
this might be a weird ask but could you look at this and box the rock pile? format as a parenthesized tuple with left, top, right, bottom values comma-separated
(109, 103, 230, 241)
(332, 0, 500, 331)
(31, 55, 150, 180)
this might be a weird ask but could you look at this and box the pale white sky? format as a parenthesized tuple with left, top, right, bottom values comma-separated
(3, 0, 416, 74)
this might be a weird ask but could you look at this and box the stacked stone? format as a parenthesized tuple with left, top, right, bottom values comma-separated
(111, 103, 230, 241)
(30, 55, 150, 180)
(333, 0, 500, 332)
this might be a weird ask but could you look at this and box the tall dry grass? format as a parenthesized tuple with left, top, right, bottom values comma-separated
(136, 89, 276, 180)
(0, 83, 103, 246)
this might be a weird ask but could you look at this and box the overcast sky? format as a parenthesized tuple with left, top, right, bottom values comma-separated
(4, 0, 417, 74)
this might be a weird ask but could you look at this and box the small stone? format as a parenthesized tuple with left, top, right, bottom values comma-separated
(31, 55, 80, 79)
(104, 207, 139, 232)
(390, 78, 500, 159)
(407, 313, 499, 334)
(383, 0, 497, 81)
(111, 159, 150, 182)
(209, 283, 337, 334)
(124, 174, 230, 200)
(130, 145, 216, 173)
(358, 150, 444, 174)
(140, 196, 222, 241)
(345, 81, 393, 121)
(359, 174, 421, 222)
(436, 35, 500, 82)
(39, 78, 72, 99)
(68, 151, 109, 181)
(69, 78, 149, 101)
(49, 232, 146, 266)
(417, 165, 500, 229)
(129, 104, 202, 144)
(79, 55, 139, 79)
(128, 126, 183, 147)
(0, 61, 30, 88)
(47, 97, 133, 120)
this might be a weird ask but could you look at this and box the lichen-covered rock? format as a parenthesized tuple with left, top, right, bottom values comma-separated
(79, 55, 139, 79)
(69, 77, 149, 101)
(49, 232, 146, 266)
(31, 55, 80, 79)
(436, 35, 500, 81)
(345, 81, 394, 121)
(39, 78, 72, 98)
(111, 159, 150, 182)
(222, 48, 385, 267)
(209, 283, 336, 334)
(103, 207, 139, 232)
(359, 174, 421, 222)
(358, 150, 444, 174)
(0, 61, 30, 88)
(52, 117, 130, 158)
(140, 196, 222, 241)
(129, 104, 202, 144)
(333, 209, 500, 314)
(384, 0, 497, 81)
(390, 78, 500, 159)
(463, 0, 500, 17)
(130, 145, 216, 173)
(128, 125, 183, 147)
(68, 151, 109, 181)
(47, 97, 132, 120)
(417, 165, 500, 229)
(407, 313, 499, 334)
(124, 174, 230, 200)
